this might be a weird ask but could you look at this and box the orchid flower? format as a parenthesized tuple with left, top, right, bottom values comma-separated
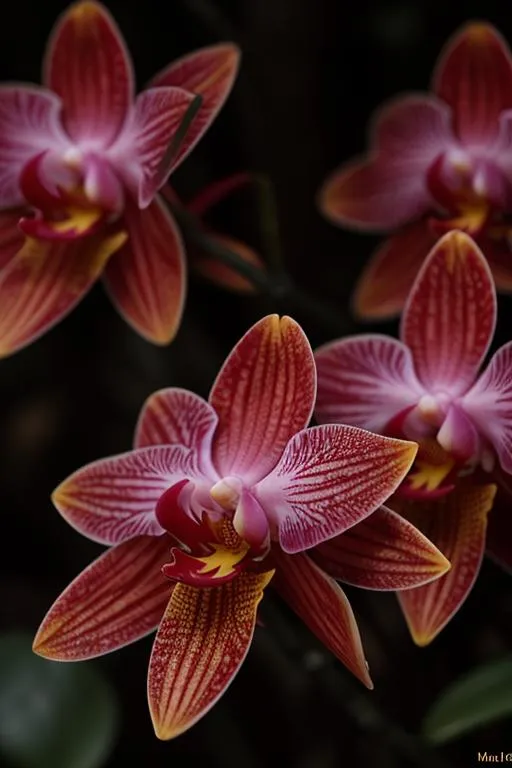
(0, 1, 240, 354)
(320, 22, 512, 319)
(31, 315, 449, 740)
(314, 230, 512, 644)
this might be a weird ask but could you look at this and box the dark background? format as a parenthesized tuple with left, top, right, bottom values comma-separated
(0, 1, 511, 766)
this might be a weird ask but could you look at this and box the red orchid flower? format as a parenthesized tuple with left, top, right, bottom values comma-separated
(320, 22, 512, 319)
(31, 315, 447, 740)
(0, 1, 240, 354)
(314, 230, 512, 644)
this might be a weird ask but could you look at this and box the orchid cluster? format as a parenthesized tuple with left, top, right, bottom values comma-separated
(0, 0, 508, 743)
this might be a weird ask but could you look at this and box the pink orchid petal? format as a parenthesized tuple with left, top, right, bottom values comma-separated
(433, 23, 512, 145)
(320, 96, 452, 231)
(112, 87, 197, 208)
(256, 424, 417, 554)
(273, 550, 372, 687)
(437, 403, 480, 462)
(462, 341, 512, 474)
(0, 209, 26, 271)
(135, 388, 218, 458)
(0, 229, 126, 358)
(311, 505, 450, 590)
(104, 197, 186, 345)
(151, 44, 241, 172)
(233, 488, 270, 549)
(397, 483, 495, 645)
(43, 1, 134, 146)
(402, 231, 496, 396)
(147, 570, 273, 740)
(314, 335, 423, 433)
(51, 444, 208, 546)
(0, 86, 69, 208)
(209, 315, 316, 485)
(33, 535, 171, 660)
(353, 221, 437, 320)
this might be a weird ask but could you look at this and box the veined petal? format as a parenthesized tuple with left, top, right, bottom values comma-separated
(311, 505, 450, 590)
(319, 96, 451, 231)
(43, 0, 134, 146)
(0, 86, 69, 208)
(272, 550, 372, 687)
(33, 535, 171, 660)
(397, 483, 495, 645)
(209, 315, 316, 485)
(314, 335, 423, 433)
(462, 341, 512, 474)
(135, 388, 218, 458)
(402, 231, 496, 396)
(113, 87, 197, 208)
(147, 570, 273, 740)
(104, 197, 186, 345)
(433, 22, 512, 145)
(0, 209, 26, 271)
(352, 221, 437, 320)
(151, 44, 241, 171)
(51, 444, 206, 545)
(256, 424, 417, 554)
(0, 229, 126, 357)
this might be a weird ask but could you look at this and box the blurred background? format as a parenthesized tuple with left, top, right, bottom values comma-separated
(0, 0, 511, 765)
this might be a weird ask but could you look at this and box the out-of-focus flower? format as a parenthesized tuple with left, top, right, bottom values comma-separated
(32, 315, 444, 739)
(0, 1, 240, 353)
(314, 230, 509, 644)
(320, 22, 512, 318)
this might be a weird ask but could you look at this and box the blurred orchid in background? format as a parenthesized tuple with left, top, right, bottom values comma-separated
(320, 22, 512, 318)
(314, 230, 512, 644)
(0, 0, 240, 354)
(32, 314, 452, 739)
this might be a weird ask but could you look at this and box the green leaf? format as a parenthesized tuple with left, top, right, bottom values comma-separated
(0, 632, 119, 768)
(423, 656, 512, 743)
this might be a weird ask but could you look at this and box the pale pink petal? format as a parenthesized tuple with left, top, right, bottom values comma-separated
(209, 315, 316, 485)
(320, 96, 452, 231)
(402, 231, 496, 396)
(104, 197, 186, 345)
(51, 445, 208, 545)
(255, 424, 417, 554)
(462, 341, 512, 474)
(0, 86, 69, 207)
(151, 44, 241, 172)
(112, 87, 197, 208)
(433, 22, 512, 145)
(314, 335, 423, 432)
(437, 403, 480, 462)
(273, 550, 372, 687)
(148, 571, 273, 740)
(33, 535, 171, 660)
(43, 1, 134, 146)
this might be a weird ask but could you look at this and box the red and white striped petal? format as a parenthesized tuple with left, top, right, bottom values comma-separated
(151, 44, 241, 171)
(104, 197, 186, 345)
(0, 86, 69, 208)
(256, 424, 417, 554)
(311, 505, 450, 590)
(147, 570, 273, 740)
(402, 231, 496, 397)
(113, 87, 197, 208)
(43, 0, 134, 146)
(397, 483, 495, 645)
(352, 221, 437, 320)
(272, 550, 372, 687)
(462, 341, 512, 474)
(135, 388, 218, 460)
(433, 22, 512, 145)
(319, 96, 451, 231)
(209, 315, 316, 485)
(314, 335, 423, 433)
(0, 229, 126, 358)
(33, 535, 171, 660)
(52, 445, 206, 545)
